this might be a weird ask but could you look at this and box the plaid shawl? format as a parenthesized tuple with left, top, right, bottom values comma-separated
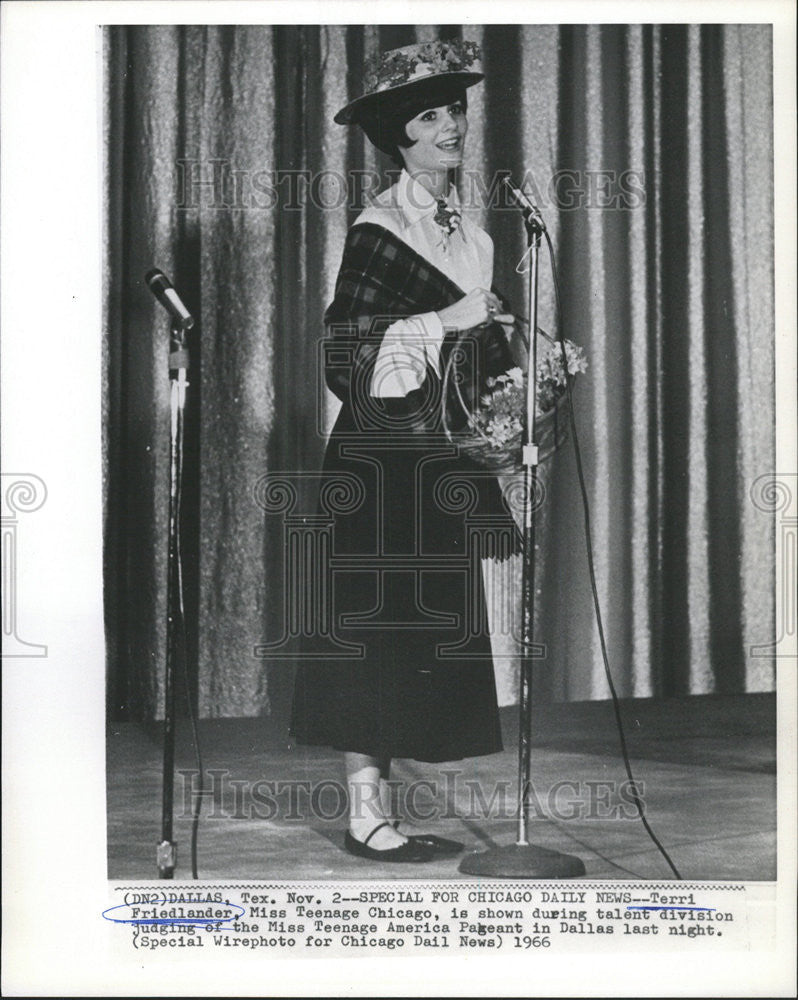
(321, 221, 522, 560)
(323, 222, 513, 425)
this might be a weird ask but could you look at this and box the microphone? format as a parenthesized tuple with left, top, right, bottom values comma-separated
(502, 177, 547, 231)
(145, 268, 195, 329)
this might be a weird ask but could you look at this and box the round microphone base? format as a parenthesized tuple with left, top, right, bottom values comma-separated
(458, 843, 586, 879)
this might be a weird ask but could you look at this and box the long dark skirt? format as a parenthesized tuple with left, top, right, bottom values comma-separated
(289, 409, 515, 762)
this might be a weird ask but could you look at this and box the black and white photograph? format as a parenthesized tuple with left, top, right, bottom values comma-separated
(2, 1, 796, 996)
(103, 19, 778, 881)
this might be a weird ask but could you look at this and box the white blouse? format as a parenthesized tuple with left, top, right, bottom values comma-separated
(353, 169, 494, 398)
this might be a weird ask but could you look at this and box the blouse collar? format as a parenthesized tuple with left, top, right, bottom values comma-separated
(397, 169, 459, 228)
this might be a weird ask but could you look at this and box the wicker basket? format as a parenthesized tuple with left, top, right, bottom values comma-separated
(441, 326, 572, 474)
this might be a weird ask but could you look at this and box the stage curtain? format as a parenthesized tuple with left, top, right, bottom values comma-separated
(103, 24, 775, 720)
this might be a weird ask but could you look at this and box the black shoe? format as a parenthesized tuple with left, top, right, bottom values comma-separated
(405, 833, 464, 855)
(344, 821, 435, 863)
(392, 822, 464, 856)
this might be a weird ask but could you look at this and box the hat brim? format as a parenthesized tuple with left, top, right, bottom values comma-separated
(334, 70, 484, 125)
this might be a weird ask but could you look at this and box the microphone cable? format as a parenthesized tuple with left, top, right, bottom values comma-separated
(172, 348, 205, 880)
(535, 228, 683, 880)
(175, 478, 205, 880)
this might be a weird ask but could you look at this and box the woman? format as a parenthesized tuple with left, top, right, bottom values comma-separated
(290, 40, 519, 862)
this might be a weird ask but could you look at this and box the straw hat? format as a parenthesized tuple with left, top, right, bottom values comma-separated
(334, 39, 483, 126)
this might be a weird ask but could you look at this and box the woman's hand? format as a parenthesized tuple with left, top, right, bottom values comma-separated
(436, 288, 514, 333)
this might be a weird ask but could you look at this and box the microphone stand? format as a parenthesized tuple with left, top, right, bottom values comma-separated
(459, 187, 585, 878)
(157, 321, 190, 879)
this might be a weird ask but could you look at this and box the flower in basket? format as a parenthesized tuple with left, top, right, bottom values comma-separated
(473, 338, 588, 453)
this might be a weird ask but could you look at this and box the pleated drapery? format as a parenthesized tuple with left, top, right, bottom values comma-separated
(103, 24, 775, 720)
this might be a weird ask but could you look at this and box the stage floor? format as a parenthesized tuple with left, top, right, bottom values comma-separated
(107, 692, 776, 881)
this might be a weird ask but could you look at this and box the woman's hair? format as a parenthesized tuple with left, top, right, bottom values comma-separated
(358, 81, 468, 167)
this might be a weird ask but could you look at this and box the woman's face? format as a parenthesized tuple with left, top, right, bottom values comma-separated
(401, 99, 468, 173)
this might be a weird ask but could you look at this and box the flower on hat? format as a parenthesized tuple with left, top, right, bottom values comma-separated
(365, 39, 481, 93)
